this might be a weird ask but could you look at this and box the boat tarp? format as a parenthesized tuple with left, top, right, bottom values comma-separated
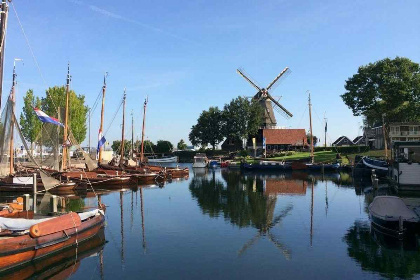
(0, 209, 103, 231)
(369, 196, 419, 222)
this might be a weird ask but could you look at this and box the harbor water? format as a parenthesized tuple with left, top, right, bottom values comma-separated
(6, 164, 420, 279)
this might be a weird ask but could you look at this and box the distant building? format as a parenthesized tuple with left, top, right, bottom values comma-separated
(245, 128, 307, 154)
(352, 136, 366, 145)
(363, 126, 384, 150)
(389, 122, 420, 142)
(221, 137, 243, 152)
(332, 136, 354, 147)
(363, 122, 420, 150)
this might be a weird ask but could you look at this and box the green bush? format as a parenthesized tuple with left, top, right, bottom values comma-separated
(314, 146, 369, 154)
(238, 150, 249, 157)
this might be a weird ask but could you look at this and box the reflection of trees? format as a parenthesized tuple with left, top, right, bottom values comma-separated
(343, 220, 420, 279)
(190, 170, 293, 258)
(190, 170, 276, 228)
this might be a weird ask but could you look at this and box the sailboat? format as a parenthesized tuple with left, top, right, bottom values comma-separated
(0, 62, 77, 192)
(304, 91, 339, 172)
(136, 98, 188, 178)
(58, 75, 135, 188)
(99, 95, 168, 184)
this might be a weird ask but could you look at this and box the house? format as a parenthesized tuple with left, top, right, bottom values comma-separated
(363, 122, 420, 150)
(245, 128, 307, 154)
(352, 136, 366, 145)
(389, 122, 420, 142)
(363, 126, 384, 150)
(221, 137, 243, 152)
(332, 136, 354, 147)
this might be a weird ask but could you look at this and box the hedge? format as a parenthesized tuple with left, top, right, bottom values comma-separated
(313, 145, 370, 154)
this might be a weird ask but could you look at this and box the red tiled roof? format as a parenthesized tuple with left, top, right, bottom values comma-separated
(263, 129, 307, 145)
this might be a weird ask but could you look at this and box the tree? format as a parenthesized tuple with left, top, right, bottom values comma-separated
(177, 139, 187, 150)
(155, 140, 173, 153)
(189, 106, 224, 150)
(134, 139, 156, 153)
(341, 57, 420, 126)
(20, 89, 42, 153)
(111, 140, 132, 157)
(306, 133, 318, 146)
(41, 86, 88, 144)
(222, 96, 263, 141)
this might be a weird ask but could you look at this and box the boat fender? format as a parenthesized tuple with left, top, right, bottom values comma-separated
(29, 212, 82, 238)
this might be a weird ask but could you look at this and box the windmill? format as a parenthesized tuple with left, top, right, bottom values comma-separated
(238, 203, 294, 260)
(237, 67, 293, 128)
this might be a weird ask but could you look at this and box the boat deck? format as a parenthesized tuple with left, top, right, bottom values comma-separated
(401, 198, 420, 217)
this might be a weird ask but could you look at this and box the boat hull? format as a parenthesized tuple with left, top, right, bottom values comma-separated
(0, 213, 105, 273)
(147, 156, 178, 163)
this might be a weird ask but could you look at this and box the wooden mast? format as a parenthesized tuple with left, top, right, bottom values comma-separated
(140, 98, 147, 163)
(308, 91, 314, 163)
(61, 63, 70, 171)
(131, 110, 134, 158)
(98, 73, 107, 163)
(0, 0, 8, 110)
(9, 60, 17, 174)
(119, 89, 126, 165)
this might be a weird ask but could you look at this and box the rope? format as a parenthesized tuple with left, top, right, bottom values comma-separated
(11, 2, 49, 93)
(90, 88, 103, 116)
(104, 96, 124, 136)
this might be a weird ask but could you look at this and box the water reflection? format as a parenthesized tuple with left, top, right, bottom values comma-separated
(190, 170, 304, 259)
(344, 220, 420, 279)
(0, 229, 105, 279)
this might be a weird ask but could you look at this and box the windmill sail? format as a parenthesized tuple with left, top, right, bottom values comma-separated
(237, 67, 293, 128)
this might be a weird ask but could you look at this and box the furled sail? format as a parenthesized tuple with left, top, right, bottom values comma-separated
(0, 98, 14, 176)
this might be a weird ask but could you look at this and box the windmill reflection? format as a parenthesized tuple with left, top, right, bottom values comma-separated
(238, 203, 293, 259)
(190, 170, 300, 259)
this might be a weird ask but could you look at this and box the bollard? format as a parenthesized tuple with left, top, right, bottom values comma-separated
(23, 194, 30, 211)
(50, 195, 58, 213)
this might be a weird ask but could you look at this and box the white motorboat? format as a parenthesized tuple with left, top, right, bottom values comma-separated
(147, 156, 178, 163)
(193, 153, 208, 168)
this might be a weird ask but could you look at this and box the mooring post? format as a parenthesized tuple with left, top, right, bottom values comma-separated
(374, 178, 379, 190)
(23, 194, 30, 211)
(50, 195, 58, 213)
(33, 173, 37, 193)
(371, 169, 376, 184)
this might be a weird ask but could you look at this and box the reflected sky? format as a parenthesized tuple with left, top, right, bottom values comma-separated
(7, 165, 420, 279)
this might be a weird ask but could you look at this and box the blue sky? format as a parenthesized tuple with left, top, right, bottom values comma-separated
(3, 0, 420, 148)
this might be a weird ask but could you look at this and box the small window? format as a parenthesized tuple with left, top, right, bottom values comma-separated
(267, 145, 271, 150)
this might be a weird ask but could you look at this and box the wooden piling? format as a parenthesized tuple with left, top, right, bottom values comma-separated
(50, 195, 58, 213)
(23, 194, 30, 211)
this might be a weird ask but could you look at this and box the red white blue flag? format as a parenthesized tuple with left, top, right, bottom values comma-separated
(97, 129, 106, 156)
(33, 107, 64, 127)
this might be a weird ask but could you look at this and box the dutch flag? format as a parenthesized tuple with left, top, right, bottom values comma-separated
(33, 108, 64, 127)
(97, 129, 106, 156)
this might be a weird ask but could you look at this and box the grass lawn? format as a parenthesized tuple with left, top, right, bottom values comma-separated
(266, 151, 344, 164)
(244, 149, 386, 165)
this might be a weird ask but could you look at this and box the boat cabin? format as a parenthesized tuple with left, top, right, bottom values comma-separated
(390, 141, 420, 190)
